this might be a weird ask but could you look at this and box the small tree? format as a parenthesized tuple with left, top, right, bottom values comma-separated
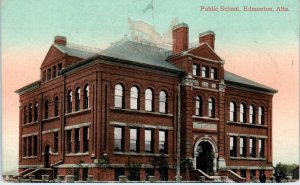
(180, 158, 193, 180)
(125, 158, 141, 181)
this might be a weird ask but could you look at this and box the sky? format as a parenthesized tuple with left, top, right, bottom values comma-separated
(1, 0, 299, 173)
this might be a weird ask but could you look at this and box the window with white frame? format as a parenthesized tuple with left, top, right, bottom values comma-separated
(145, 89, 153, 111)
(130, 86, 139, 110)
(114, 84, 124, 108)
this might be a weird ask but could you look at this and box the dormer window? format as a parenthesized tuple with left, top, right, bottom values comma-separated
(52, 66, 57, 79)
(58, 63, 62, 76)
(47, 68, 51, 81)
(211, 67, 217, 79)
(201, 66, 209, 78)
(193, 64, 199, 76)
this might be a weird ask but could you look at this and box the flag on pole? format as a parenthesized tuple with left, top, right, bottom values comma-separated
(142, 0, 153, 13)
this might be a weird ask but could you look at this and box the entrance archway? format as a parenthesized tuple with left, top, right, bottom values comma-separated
(44, 145, 50, 168)
(193, 136, 218, 175)
(196, 141, 214, 175)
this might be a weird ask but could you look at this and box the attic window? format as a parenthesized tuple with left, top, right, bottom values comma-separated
(47, 68, 51, 81)
(201, 66, 209, 78)
(193, 64, 199, 76)
(58, 63, 62, 76)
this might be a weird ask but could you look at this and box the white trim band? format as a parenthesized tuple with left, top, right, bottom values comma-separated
(64, 122, 91, 130)
(42, 128, 60, 134)
(110, 121, 173, 130)
(227, 133, 268, 139)
(22, 132, 38, 138)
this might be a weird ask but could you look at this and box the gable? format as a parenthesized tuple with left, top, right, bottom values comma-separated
(40, 45, 65, 69)
(188, 43, 222, 61)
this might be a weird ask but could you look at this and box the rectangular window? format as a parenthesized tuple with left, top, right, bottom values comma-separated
(75, 128, 80, 153)
(67, 130, 72, 153)
(159, 130, 167, 153)
(114, 168, 124, 181)
(58, 63, 62, 75)
(33, 135, 37, 156)
(130, 128, 138, 152)
(114, 127, 123, 151)
(145, 129, 153, 153)
(240, 169, 247, 178)
(28, 137, 32, 156)
(23, 138, 27, 157)
(83, 127, 89, 152)
(193, 64, 199, 76)
(53, 132, 58, 153)
(82, 168, 89, 181)
(145, 168, 154, 181)
(52, 66, 57, 79)
(230, 136, 237, 157)
(250, 170, 256, 180)
(259, 139, 264, 158)
(42, 70, 46, 82)
(47, 68, 51, 81)
(74, 168, 79, 181)
(201, 65, 209, 78)
(240, 137, 246, 157)
(211, 67, 217, 79)
(249, 138, 256, 157)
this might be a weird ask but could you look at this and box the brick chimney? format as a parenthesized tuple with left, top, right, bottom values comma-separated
(54, 36, 67, 45)
(172, 23, 189, 54)
(199, 31, 215, 49)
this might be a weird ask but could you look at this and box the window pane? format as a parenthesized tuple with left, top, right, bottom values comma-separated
(115, 84, 123, 108)
(145, 89, 153, 111)
(159, 131, 167, 153)
(145, 130, 152, 152)
(130, 128, 138, 152)
(130, 87, 139, 110)
(159, 91, 167, 113)
(114, 127, 123, 151)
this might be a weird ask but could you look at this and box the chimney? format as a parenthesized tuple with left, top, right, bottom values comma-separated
(54, 36, 67, 45)
(172, 23, 189, 54)
(199, 31, 215, 49)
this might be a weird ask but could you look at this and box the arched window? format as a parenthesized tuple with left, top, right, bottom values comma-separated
(24, 106, 27, 124)
(67, 90, 72, 113)
(28, 104, 33, 123)
(130, 86, 139, 110)
(83, 85, 89, 109)
(145, 88, 153, 111)
(114, 84, 124, 108)
(240, 103, 246, 123)
(54, 96, 59, 117)
(258, 106, 264, 124)
(44, 100, 49, 119)
(229, 102, 236, 122)
(249, 105, 255, 124)
(195, 96, 202, 116)
(159, 91, 168, 113)
(208, 98, 215, 118)
(34, 102, 38, 122)
(75, 88, 80, 111)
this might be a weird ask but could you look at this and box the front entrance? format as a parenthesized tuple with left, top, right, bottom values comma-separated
(44, 145, 50, 168)
(196, 141, 214, 175)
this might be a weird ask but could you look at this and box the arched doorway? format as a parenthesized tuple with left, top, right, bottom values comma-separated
(196, 141, 214, 175)
(193, 136, 218, 175)
(44, 145, 50, 168)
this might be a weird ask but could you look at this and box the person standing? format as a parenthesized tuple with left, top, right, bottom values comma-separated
(259, 171, 266, 183)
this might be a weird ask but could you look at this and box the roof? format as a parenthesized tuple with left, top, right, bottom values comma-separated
(98, 40, 183, 72)
(15, 80, 41, 95)
(53, 44, 97, 59)
(224, 71, 278, 93)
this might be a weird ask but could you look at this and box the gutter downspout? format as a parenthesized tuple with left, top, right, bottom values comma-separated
(176, 83, 181, 182)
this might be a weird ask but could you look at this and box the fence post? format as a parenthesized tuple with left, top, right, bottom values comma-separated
(66, 175, 75, 183)
(119, 175, 127, 182)
(29, 175, 35, 182)
(148, 176, 156, 183)
(87, 175, 94, 182)
(42, 175, 49, 182)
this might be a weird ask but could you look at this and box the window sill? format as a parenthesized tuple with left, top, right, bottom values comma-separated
(42, 116, 60, 123)
(113, 151, 169, 157)
(194, 76, 219, 82)
(22, 156, 37, 159)
(22, 121, 38, 127)
(193, 115, 219, 121)
(230, 157, 266, 161)
(111, 108, 173, 117)
(41, 75, 62, 84)
(65, 109, 91, 117)
(66, 152, 89, 157)
(227, 121, 267, 128)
